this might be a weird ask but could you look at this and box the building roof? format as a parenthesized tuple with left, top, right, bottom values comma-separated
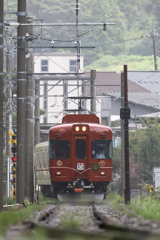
(136, 112, 160, 119)
(106, 92, 160, 109)
(126, 71, 160, 94)
(85, 71, 151, 95)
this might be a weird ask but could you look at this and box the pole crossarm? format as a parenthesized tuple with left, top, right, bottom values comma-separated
(6, 22, 116, 27)
(30, 73, 88, 76)
(18, 46, 95, 49)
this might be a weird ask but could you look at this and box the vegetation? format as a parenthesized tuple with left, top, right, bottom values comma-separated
(85, 55, 159, 72)
(40, 109, 46, 116)
(136, 118, 160, 183)
(113, 117, 160, 185)
(60, 213, 82, 229)
(113, 147, 121, 173)
(106, 192, 160, 222)
(4, 0, 160, 70)
(130, 118, 160, 183)
(0, 202, 46, 236)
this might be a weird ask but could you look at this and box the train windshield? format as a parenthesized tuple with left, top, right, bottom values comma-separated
(92, 140, 112, 159)
(76, 139, 86, 159)
(49, 140, 70, 159)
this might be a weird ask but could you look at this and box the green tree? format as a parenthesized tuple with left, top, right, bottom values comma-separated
(113, 147, 121, 172)
(4, 0, 160, 66)
(139, 118, 160, 183)
(129, 117, 160, 183)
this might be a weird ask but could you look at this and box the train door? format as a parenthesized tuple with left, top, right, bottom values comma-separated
(72, 136, 89, 179)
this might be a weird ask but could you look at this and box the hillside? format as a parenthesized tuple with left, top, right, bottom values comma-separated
(4, 0, 160, 68)
(85, 55, 160, 72)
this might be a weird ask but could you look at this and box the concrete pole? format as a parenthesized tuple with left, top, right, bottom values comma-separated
(63, 80, 68, 115)
(43, 81, 48, 123)
(34, 78, 40, 145)
(81, 82, 86, 113)
(6, 51, 12, 199)
(124, 65, 130, 204)
(120, 72, 125, 196)
(152, 27, 158, 70)
(26, 17, 34, 202)
(90, 70, 96, 114)
(16, 0, 26, 204)
(0, 0, 3, 211)
(6, 156, 10, 198)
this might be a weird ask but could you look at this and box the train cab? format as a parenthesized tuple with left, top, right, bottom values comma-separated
(49, 114, 113, 199)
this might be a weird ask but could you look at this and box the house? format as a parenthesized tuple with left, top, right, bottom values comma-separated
(34, 53, 160, 136)
(34, 52, 85, 125)
(34, 52, 84, 73)
(127, 71, 160, 94)
(34, 54, 112, 126)
(85, 71, 160, 120)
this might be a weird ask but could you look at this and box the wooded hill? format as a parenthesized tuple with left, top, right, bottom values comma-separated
(5, 0, 160, 69)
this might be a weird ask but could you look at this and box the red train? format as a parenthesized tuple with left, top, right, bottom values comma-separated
(35, 114, 113, 201)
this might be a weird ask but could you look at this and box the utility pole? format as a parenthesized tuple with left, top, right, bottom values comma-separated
(6, 51, 12, 199)
(26, 17, 34, 202)
(34, 77, 40, 145)
(90, 70, 96, 114)
(124, 65, 130, 204)
(81, 81, 87, 113)
(0, 0, 3, 211)
(63, 80, 68, 114)
(120, 72, 125, 197)
(120, 65, 130, 204)
(141, 27, 158, 70)
(16, 0, 26, 204)
(152, 27, 158, 70)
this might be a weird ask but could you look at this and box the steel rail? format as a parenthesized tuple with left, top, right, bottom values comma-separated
(6, 203, 160, 240)
(92, 204, 160, 240)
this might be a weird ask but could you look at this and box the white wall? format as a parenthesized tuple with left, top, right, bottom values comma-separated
(34, 53, 111, 126)
(34, 53, 84, 73)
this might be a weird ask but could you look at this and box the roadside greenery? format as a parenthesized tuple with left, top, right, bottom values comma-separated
(106, 192, 160, 222)
(113, 117, 160, 185)
(60, 213, 83, 229)
(0, 203, 45, 236)
(0, 196, 58, 236)
(130, 118, 160, 183)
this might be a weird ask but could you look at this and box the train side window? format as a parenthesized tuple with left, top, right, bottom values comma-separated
(49, 140, 70, 159)
(108, 140, 113, 159)
(92, 140, 112, 159)
(76, 139, 86, 159)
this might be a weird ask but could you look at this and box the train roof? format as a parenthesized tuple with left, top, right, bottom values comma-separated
(34, 141, 48, 151)
(62, 114, 100, 124)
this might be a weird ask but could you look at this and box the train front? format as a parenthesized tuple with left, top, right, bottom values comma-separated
(49, 115, 113, 202)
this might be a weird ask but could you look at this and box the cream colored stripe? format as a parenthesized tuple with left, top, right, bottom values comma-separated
(49, 166, 112, 175)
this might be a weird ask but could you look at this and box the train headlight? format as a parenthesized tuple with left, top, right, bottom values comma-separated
(82, 126, 86, 131)
(56, 172, 61, 176)
(75, 126, 80, 131)
(100, 171, 106, 176)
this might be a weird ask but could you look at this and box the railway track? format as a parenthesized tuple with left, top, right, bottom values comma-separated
(5, 203, 160, 240)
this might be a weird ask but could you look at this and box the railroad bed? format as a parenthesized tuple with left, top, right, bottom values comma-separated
(5, 202, 160, 240)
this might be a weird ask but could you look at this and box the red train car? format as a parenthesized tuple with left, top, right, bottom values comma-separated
(49, 114, 113, 201)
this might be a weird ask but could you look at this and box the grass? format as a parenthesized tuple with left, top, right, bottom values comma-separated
(0, 204, 45, 235)
(105, 192, 160, 223)
(0, 196, 58, 237)
(84, 55, 159, 72)
(60, 213, 82, 229)
(130, 195, 160, 221)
